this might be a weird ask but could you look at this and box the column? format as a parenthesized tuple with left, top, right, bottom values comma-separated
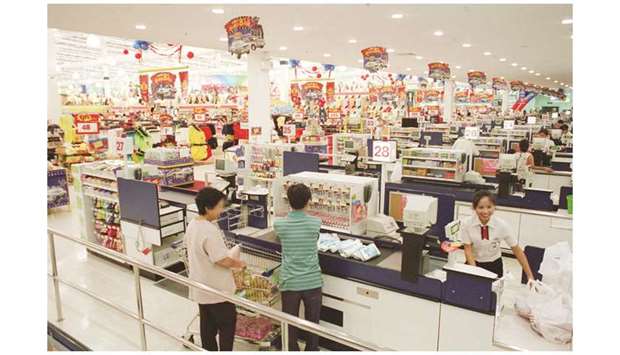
(48, 30, 61, 124)
(247, 50, 272, 143)
(501, 90, 510, 114)
(442, 79, 455, 123)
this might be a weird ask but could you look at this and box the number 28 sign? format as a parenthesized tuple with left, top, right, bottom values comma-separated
(371, 140, 397, 162)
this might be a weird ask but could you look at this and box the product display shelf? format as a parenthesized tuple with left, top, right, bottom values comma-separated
(332, 133, 371, 167)
(401, 148, 466, 183)
(472, 137, 505, 159)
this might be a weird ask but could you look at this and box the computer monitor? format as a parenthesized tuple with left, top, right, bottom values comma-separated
(283, 151, 319, 176)
(532, 137, 547, 151)
(402, 117, 419, 128)
(551, 129, 562, 139)
(498, 153, 517, 171)
(419, 131, 443, 146)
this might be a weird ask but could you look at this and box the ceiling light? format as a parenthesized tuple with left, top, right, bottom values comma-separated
(406, 67, 411, 71)
(535, 73, 541, 76)
(279, 46, 287, 51)
(348, 39, 357, 44)
(391, 13, 404, 19)
(323, 53, 331, 58)
(415, 55, 423, 60)
(211, 8, 224, 14)
(468, 69, 474, 73)
(511, 62, 518, 67)
(462, 43, 472, 48)
(483, 51, 492, 56)
(561, 18, 573, 25)
(524, 82, 529, 85)
(560, 82, 564, 85)
(433, 30, 444, 36)
(386, 48, 395, 53)
(455, 65, 461, 69)
(554, 80, 559, 83)
(86, 34, 101, 48)
(500, 76, 505, 80)
(219, 37, 228, 42)
(293, 26, 304, 31)
(499, 58, 507, 62)
(135, 24, 146, 30)
(451, 75, 456, 79)
(521, 66, 527, 70)
(528, 70, 535, 73)
(546, 77, 551, 80)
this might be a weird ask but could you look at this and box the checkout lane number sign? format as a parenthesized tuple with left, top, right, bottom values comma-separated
(372, 140, 397, 162)
(503, 120, 515, 130)
(464, 126, 480, 139)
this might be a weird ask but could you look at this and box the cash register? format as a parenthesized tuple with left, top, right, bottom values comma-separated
(496, 154, 518, 197)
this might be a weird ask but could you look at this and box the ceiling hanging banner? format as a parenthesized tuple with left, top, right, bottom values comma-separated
(428, 62, 450, 81)
(512, 91, 537, 112)
(325, 81, 335, 102)
(467, 71, 487, 88)
(492, 77, 508, 90)
(224, 16, 265, 59)
(510, 80, 525, 92)
(150, 72, 177, 100)
(361, 47, 388, 73)
(139, 74, 149, 103)
(301, 82, 323, 100)
(178, 71, 189, 98)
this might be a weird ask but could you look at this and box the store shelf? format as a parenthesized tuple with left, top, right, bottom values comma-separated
(402, 156, 458, 162)
(84, 192, 119, 203)
(82, 171, 117, 181)
(151, 162, 194, 169)
(402, 164, 456, 171)
(82, 181, 118, 192)
(402, 174, 459, 183)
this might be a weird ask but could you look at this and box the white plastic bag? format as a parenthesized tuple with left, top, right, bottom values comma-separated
(538, 241, 573, 295)
(530, 293, 573, 344)
(514, 280, 556, 319)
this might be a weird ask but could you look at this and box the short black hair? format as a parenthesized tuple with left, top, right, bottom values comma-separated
(538, 128, 549, 136)
(472, 190, 496, 208)
(560, 124, 569, 131)
(195, 187, 226, 215)
(287, 183, 311, 210)
(519, 139, 530, 153)
(557, 120, 564, 124)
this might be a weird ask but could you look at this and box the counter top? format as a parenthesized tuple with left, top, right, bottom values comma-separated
(454, 200, 573, 220)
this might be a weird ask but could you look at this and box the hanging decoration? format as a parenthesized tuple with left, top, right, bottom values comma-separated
(224, 16, 265, 59)
(290, 83, 301, 107)
(325, 82, 335, 102)
(323, 64, 335, 78)
(455, 90, 470, 103)
(361, 47, 388, 73)
(428, 62, 450, 81)
(135, 52, 142, 60)
(122, 49, 129, 55)
(139, 75, 149, 103)
(186, 51, 194, 59)
(467, 71, 487, 88)
(301, 82, 323, 100)
(133, 40, 151, 50)
(492, 77, 508, 90)
(150, 72, 177, 100)
(179, 71, 189, 98)
(510, 80, 525, 92)
(126, 40, 184, 62)
(512, 90, 537, 112)
(524, 84, 540, 94)
(541, 87, 554, 97)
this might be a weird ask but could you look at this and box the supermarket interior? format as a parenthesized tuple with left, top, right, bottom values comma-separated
(39, 1, 585, 352)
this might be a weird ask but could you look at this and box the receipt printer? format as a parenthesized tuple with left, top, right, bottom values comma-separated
(366, 214, 399, 237)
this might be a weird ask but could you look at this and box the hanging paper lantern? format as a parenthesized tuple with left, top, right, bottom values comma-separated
(316, 73, 322, 79)
(428, 62, 450, 81)
(361, 47, 388, 73)
(122, 49, 129, 55)
(135, 52, 142, 60)
(186, 51, 194, 59)
(312, 66, 318, 72)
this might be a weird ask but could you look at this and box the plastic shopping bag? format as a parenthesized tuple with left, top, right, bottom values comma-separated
(514, 280, 556, 320)
(530, 293, 573, 344)
(538, 242, 572, 295)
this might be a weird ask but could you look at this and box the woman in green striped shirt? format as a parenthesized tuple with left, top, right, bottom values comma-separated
(274, 183, 323, 351)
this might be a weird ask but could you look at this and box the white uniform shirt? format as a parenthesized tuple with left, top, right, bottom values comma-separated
(459, 215, 517, 262)
(185, 218, 236, 304)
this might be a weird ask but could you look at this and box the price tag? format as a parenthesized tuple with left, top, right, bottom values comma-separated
(527, 116, 537, 125)
(293, 112, 304, 121)
(283, 124, 296, 137)
(240, 122, 249, 130)
(327, 112, 340, 119)
(371, 140, 397, 162)
(122, 137, 134, 155)
(464, 126, 480, 139)
(503, 120, 515, 130)
(366, 119, 376, 129)
(194, 113, 206, 122)
(107, 128, 123, 156)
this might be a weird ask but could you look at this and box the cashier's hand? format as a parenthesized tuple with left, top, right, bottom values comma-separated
(526, 279, 536, 289)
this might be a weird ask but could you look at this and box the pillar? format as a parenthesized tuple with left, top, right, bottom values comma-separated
(501, 89, 510, 114)
(48, 30, 61, 124)
(247, 50, 272, 143)
(443, 79, 455, 122)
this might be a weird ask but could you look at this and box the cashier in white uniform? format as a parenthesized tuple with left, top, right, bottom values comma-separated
(460, 190, 535, 280)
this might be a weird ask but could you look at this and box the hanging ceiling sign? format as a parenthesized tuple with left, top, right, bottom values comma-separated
(467, 71, 487, 88)
(510, 80, 525, 92)
(455, 90, 470, 103)
(150, 72, 177, 100)
(524, 84, 541, 94)
(224, 16, 265, 59)
(361, 47, 388, 73)
(73, 113, 100, 135)
(301, 82, 323, 100)
(492, 77, 508, 90)
(428, 62, 450, 81)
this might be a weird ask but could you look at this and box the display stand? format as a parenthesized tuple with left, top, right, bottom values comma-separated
(401, 148, 467, 183)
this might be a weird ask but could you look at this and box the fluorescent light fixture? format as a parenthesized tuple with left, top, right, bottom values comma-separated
(528, 70, 535, 73)
(279, 46, 287, 51)
(560, 82, 564, 85)
(455, 65, 461, 69)
(511, 62, 518, 67)
(348, 39, 357, 44)
(219, 37, 228, 42)
(433, 30, 444, 36)
(561, 18, 573, 25)
(451, 75, 456, 79)
(293, 26, 304, 31)
(391, 13, 404, 19)
(386, 48, 395, 53)
(521, 66, 527, 70)
(406, 67, 412, 71)
(415, 55, 423, 60)
(500, 76, 505, 80)
(211, 8, 224, 14)
(323, 53, 331, 57)
(462, 43, 471, 48)
(546, 77, 551, 80)
(86, 34, 101, 48)
(135, 24, 146, 30)
(554, 80, 559, 83)
(499, 58, 507, 62)
(535, 73, 541, 76)
(483, 51, 492, 56)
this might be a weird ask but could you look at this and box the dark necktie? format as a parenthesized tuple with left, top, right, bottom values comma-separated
(481, 225, 489, 240)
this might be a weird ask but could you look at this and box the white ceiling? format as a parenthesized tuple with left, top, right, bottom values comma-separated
(48, 3, 573, 88)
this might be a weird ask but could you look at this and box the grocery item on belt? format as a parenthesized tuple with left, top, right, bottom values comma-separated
(352, 243, 381, 262)
(338, 238, 364, 258)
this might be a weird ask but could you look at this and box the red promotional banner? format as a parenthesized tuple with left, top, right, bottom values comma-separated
(325, 81, 335, 102)
(139, 74, 149, 103)
(361, 47, 388, 73)
(301, 82, 323, 99)
(290, 83, 301, 107)
(179, 71, 189, 98)
(428, 62, 450, 80)
(73, 113, 100, 135)
(151, 72, 177, 99)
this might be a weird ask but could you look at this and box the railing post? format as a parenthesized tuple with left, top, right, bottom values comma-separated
(281, 321, 289, 351)
(133, 265, 147, 351)
(48, 231, 64, 322)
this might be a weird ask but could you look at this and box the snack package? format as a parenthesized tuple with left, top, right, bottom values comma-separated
(352, 243, 381, 262)
(338, 239, 364, 258)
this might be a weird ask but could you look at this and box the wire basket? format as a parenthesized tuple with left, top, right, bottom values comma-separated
(232, 243, 281, 306)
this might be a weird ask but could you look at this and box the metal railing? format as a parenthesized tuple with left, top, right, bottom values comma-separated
(47, 227, 389, 351)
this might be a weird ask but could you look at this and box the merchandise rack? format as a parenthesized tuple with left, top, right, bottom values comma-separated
(401, 147, 466, 183)
(389, 127, 422, 151)
(331, 133, 371, 167)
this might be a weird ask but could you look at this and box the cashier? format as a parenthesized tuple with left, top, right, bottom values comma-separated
(461, 191, 535, 281)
